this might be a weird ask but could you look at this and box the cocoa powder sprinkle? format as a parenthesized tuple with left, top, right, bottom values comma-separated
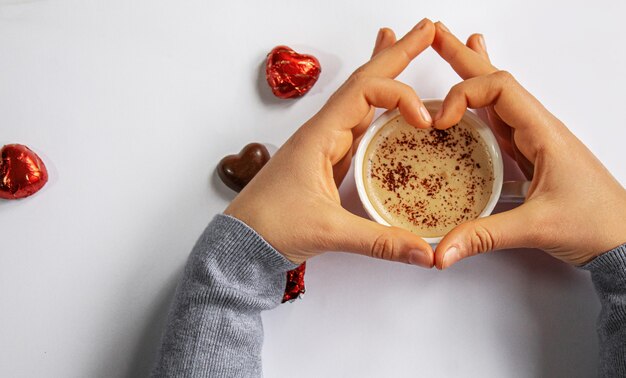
(364, 116, 494, 237)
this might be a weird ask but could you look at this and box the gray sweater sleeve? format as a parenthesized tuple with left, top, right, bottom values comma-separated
(152, 214, 297, 378)
(582, 243, 626, 377)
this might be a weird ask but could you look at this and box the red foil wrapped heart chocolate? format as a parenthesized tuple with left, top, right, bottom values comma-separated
(0, 144, 48, 200)
(217, 143, 271, 193)
(282, 262, 306, 302)
(265, 46, 321, 99)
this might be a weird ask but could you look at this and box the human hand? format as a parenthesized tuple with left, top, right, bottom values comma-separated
(431, 22, 626, 268)
(225, 19, 436, 266)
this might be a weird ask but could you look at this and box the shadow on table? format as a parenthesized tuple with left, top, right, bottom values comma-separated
(123, 266, 182, 378)
(465, 202, 599, 377)
(493, 247, 599, 377)
(340, 174, 599, 376)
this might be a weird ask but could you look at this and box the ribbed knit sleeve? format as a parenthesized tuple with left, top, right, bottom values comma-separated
(582, 243, 626, 378)
(152, 214, 298, 377)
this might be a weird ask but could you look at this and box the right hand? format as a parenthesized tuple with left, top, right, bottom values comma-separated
(430, 22, 626, 269)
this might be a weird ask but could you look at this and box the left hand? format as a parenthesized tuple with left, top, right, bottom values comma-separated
(225, 19, 436, 266)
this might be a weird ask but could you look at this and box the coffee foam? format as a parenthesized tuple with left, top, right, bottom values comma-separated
(363, 115, 494, 237)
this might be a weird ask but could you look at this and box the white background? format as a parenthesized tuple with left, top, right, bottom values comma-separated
(1, 0, 624, 377)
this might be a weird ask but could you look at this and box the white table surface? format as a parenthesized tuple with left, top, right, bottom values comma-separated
(1, 0, 624, 377)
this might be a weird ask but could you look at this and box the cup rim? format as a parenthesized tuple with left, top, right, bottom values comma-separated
(354, 99, 504, 245)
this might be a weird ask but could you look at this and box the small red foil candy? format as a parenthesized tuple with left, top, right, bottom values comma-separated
(0, 144, 48, 200)
(266, 46, 321, 99)
(282, 262, 306, 302)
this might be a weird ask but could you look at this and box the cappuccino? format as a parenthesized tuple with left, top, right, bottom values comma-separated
(363, 115, 494, 237)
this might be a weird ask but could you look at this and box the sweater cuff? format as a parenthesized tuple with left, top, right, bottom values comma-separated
(582, 243, 626, 276)
(191, 214, 299, 284)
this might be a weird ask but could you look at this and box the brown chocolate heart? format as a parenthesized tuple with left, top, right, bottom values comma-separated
(217, 143, 270, 192)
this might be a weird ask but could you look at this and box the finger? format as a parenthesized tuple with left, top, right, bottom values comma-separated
(464, 35, 518, 160)
(331, 209, 434, 268)
(432, 22, 496, 79)
(464, 34, 514, 152)
(460, 33, 531, 173)
(351, 28, 397, 143)
(357, 18, 435, 79)
(466, 33, 490, 62)
(435, 204, 541, 269)
(432, 71, 558, 146)
(433, 71, 517, 129)
(372, 27, 397, 57)
(322, 76, 431, 131)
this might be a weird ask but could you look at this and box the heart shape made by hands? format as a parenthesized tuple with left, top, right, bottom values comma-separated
(0, 144, 48, 200)
(217, 143, 271, 193)
(265, 45, 321, 99)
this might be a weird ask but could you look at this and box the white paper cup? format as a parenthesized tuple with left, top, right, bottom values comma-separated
(354, 99, 527, 245)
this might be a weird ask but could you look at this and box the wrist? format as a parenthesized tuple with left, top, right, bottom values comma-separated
(579, 190, 626, 265)
(201, 214, 298, 276)
(582, 243, 626, 276)
(223, 202, 306, 265)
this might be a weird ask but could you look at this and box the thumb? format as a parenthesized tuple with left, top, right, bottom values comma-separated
(330, 209, 434, 268)
(435, 205, 539, 269)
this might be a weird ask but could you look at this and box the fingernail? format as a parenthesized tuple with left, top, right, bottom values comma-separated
(437, 22, 450, 33)
(413, 18, 427, 31)
(409, 249, 431, 268)
(419, 105, 433, 124)
(478, 34, 487, 50)
(434, 106, 444, 122)
(442, 246, 461, 269)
